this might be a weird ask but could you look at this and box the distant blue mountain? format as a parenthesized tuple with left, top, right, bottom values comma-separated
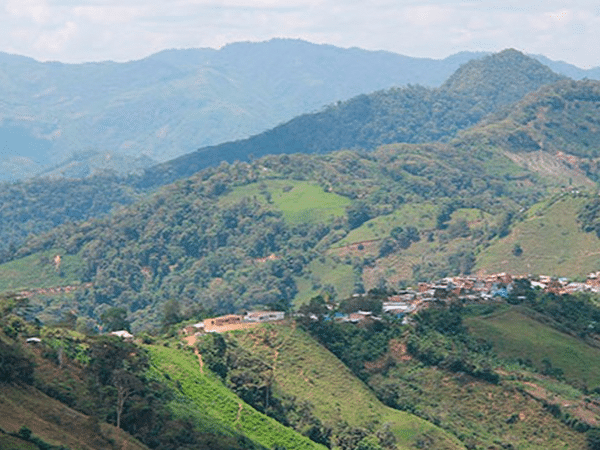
(0, 39, 596, 181)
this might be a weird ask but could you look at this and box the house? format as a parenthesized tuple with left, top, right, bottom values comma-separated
(244, 311, 285, 323)
(181, 322, 205, 335)
(110, 330, 134, 340)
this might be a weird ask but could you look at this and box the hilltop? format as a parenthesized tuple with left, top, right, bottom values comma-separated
(0, 39, 482, 182)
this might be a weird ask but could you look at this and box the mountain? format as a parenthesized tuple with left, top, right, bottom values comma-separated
(3, 53, 600, 332)
(140, 49, 565, 187)
(0, 48, 564, 257)
(4, 40, 596, 183)
(0, 39, 483, 182)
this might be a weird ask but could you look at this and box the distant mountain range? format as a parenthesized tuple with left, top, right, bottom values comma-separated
(1, 39, 599, 181)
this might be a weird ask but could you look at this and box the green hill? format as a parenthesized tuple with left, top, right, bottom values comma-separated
(226, 323, 465, 449)
(466, 307, 600, 390)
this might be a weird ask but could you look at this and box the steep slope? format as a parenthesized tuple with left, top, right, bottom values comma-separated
(0, 39, 481, 181)
(458, 79, 600, 183)
(148, 344, 326, 450)
(0, 384, 149, 450)
(475, 194, 600, 277)
(226, 323, 465, 449)
(141, 49, 565, 187)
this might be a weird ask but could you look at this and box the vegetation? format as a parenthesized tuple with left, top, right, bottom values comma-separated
(203, 322, 465, 449)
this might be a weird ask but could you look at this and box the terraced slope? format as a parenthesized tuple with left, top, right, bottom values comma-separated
(147, 344, 325, 450)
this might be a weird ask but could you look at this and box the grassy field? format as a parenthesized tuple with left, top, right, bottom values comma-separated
(221, 180, 351, 224)
(0, 249, 84, 293)
(147, 344, 326, 450)
(229, 323, 465, 450)
(332, 203, 438, 248)
(466, 307, 600, 389)
(293, 256, 355, 306)
(476, 195, 600, 278)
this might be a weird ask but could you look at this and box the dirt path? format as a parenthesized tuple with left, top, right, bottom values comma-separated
(183, 335, 204, 375)
(195, 349, 204, 375)
(235, 403, 243, 424)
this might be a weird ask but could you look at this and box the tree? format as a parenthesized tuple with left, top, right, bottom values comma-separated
(162, 299, 181, 329)
(512, 243, 523, 257)
(112, 369, 140, 429)
(587, 427, 600, 450)
(100, 307, 130, 332)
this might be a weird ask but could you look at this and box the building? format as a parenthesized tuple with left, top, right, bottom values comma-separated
(110, 330, 134, 340)
(244, 311, 285, 322)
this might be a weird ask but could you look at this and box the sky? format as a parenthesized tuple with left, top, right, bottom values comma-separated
(2, 0, 599, 68)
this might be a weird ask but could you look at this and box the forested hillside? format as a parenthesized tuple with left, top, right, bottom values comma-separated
(2, 52, 600, 332)
(0, 49, 564, 257)
(140, 49, 564, 187)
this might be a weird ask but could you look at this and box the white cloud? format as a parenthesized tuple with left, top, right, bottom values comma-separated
(5, 0, 52, 24)
(34, 20, 78, 53)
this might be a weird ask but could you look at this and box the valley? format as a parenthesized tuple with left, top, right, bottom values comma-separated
(3, 45, 600, 449)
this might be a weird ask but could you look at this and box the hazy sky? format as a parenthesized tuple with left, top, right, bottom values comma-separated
(2, 0, 598, 68)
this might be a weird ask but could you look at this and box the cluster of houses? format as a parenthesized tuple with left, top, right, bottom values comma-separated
(119, 272, 600, 338)
(317, 271, 600, 325)
(417, 271, 600, 299)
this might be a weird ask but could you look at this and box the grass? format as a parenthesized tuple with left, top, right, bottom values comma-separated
(229, 323, 465, 450)
(332, 203, 438, 248)
(466, 307, 600, 389)
(293, 256, 355, 306)
(0, 249, 84, 293)
(221, 180, 351, 224)
(147, 344, 325, 450)
(476, 195, 600, 277)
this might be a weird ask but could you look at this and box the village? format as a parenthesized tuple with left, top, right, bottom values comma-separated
(174, 271, 600, 336)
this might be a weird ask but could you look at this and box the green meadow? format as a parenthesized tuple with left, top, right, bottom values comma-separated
(222, 180, 351, 224)
(0, 249, 84, 293)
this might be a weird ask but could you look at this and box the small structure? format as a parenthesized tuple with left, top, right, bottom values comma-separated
(244, 311, 285, 323)
(203, 314, 243, 333)
(26, 337, 42, 344)
(110, 330, 134, 340)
